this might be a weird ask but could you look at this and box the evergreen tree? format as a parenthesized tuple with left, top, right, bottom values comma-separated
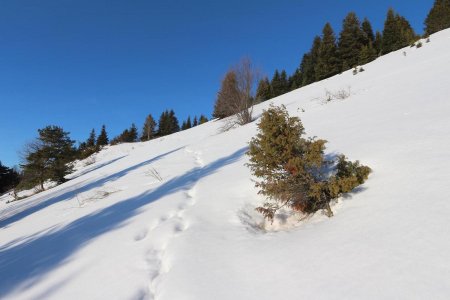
(279, 70, 289, 94)
(128, 123, 138, 142)
(382, 8, 417, 54)
(0, 162, 21, 194)
(315, 23, 340, 81)
(270, 70, 281, 97)
(78, 128, 97, 159)
(381, 8, 398, 54)
(21, 126, 75, 188)
(96, 125, 109, 147)
(255, 77, 272, 102)
(300, 36, 321, 85)
(199, 115, 208, 124)
(288, 68, 302, 90)
(86, 129, 96, 148)
(359, 44, 377, 65)
(361, 18, 375, 44)
(186, 116, 192, 129)
(425, 0, 450, 35)
(193, 116, 198, 127)
(374, 31, 383, 55)
(270, 69, 289, 96)
(181, 116, 192, 131)
(247, 105, 371, 221)
(158, 110, 180, 136)
(140, 114, 157, 141)
(338, 12, 365, 70)
(212, 71, 240, 119)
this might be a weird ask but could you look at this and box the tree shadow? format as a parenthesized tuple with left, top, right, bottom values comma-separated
(0, 147, 248, 298)
(0, 147, 184, 229)
(68, 155, 128, 179)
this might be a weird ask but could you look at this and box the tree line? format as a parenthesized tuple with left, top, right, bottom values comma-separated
(0, 109, 208, 197)
(213, 2, 450, 114)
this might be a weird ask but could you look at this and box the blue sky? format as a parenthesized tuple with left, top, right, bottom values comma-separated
(0, 0, 434, 166)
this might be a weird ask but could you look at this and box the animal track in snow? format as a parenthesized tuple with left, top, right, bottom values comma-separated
(139, 147, 204, 299)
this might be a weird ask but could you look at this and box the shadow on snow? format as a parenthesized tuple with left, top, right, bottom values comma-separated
(0, 147, 248, 298)
(0, 148, 183, 229)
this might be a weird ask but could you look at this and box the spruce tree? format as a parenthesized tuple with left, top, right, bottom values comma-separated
(279, 70, 289, 94)
(300, 36, 321, 85)
(96, 125, 109, 147)
(0, 162, 21, 194)
(361, 18, 375, 45)
(381, 8, 398, 54)
(256, 77, 272, 102)
(270, 70, 282, 97)
(141, 114, 156, 141)
(374, 31, 383, 55)
(382, 8, 417, 54)
(315, 23, 340, 81)
(425, 0, 450, 35)
(129, 123, 138, 142)
(158, 110, 180, 136)
(199, 115, 208, 124)
(247, 105, 371, 221)
(212, 71, 239, 119)
(186, 116, 192, 129)
(338, 12, 365, 70)
(359, 44, 377, 65)
(289, 68, 302, 90)
(21, 125, 75, 188)
(86, 129, 96, 148)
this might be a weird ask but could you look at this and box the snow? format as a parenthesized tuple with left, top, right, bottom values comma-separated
(2, 30, 450, 299)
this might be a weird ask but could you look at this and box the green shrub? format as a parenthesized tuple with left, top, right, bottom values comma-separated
(247, 105, 371, 221)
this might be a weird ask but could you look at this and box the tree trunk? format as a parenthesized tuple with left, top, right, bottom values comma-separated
(325, 202, 334, 217)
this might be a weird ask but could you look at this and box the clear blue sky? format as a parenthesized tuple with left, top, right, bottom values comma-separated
(0, 0, 434, 167)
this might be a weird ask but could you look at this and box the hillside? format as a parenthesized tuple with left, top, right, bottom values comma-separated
(1, 29, 450, 300)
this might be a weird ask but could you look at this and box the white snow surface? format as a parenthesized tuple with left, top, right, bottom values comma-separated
(2, 30, 450, 299)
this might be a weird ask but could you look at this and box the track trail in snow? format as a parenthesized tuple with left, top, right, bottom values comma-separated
(136, 147, 204, 300)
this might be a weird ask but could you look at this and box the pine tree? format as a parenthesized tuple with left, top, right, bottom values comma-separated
(129, 123, 138, 142)
(86, 129, 96, 148)
(21, 126, 75, 188)
(247, 105, 371, 221)
(186, 116, 192, 129)
(425, 0, 450, 35)
(199, 115, 208, 124)
(361, 18, 375, 45)
(288, 68, 302, 90)
(359, 44, 377, 65)
(158, 110, 180, 136)
(96, 125, 109, 147)
(140, 114, 156, 141)
(338, 12, 365, 70)
(193, 116, 198, 127)
(0, 162, 21, 194)
(381, 8, 398, 54)
(256, 77, 272, 102)
(382, 8, 417, 54)
(315, 23, 340, 81)
(300, 36, 321, 85)
(212, 71, 240, 119)
(270, 70, 282, 97)
(374, 31, 383, 55)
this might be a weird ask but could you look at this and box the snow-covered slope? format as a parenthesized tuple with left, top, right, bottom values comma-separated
(2, 30, 450, 300)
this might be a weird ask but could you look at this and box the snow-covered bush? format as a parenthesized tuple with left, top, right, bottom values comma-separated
(247, 105, 371, 221)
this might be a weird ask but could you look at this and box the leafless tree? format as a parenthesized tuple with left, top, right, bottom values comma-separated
(213, 57, 260, 130)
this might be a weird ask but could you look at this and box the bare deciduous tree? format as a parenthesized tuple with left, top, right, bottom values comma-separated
(213, 57, 260, 130)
